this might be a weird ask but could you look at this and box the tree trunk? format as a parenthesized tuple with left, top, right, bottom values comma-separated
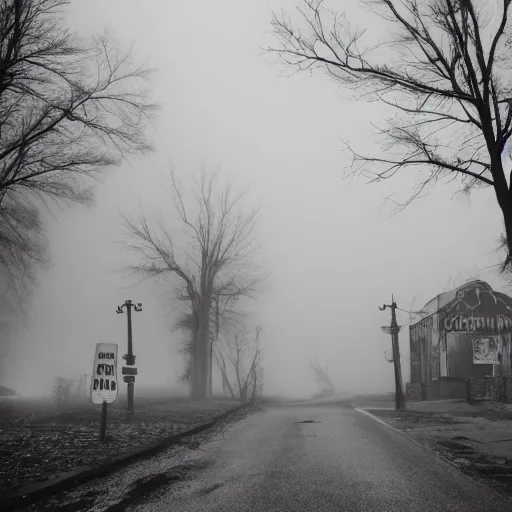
(208, 340, 213, 397)
(191, 299, 211, 399)
(250, 367, 257, 403)
(491, 156, 512, 269)
(502, 202, 512, 268)
(190, 336, 199, 399)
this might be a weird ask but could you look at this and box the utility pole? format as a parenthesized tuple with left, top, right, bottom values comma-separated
(380, 296, 405, 411)
(116, 300, 142, 414)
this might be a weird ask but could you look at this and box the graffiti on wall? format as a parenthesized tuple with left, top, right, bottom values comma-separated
(443, 315, 512, 333)
(441, 282, 512, 334)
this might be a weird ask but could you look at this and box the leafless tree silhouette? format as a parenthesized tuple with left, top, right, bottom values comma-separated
(214, 324, 263, 403)
(0, 0, 156, 304)
(309, 358, 335, 398)
(124, 168, 264, 399)
(269, 0, 512, 268)
(172, 288, 241, 391)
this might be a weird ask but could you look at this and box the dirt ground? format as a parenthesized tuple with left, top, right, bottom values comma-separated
(0, 395, 238, 498)
(368, 401, 512, 501)
(23, 405, 257, 512)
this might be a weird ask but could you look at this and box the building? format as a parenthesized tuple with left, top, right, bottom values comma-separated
(406, 280, 512, 401)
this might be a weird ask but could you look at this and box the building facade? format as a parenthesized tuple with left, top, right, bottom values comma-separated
(406, 280, 512, 401)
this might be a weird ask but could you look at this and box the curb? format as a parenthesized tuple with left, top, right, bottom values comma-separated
(354, 407, 511, 504)
(0, 403, 247, 512)
(354, 407, 452, 459)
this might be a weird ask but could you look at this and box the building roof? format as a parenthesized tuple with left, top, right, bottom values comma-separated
(414, 280, 512, 324)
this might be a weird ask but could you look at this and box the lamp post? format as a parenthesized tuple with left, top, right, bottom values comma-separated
(116, 300, 142, 414)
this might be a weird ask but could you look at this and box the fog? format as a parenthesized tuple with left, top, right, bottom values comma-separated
(2, 0, 510, 399)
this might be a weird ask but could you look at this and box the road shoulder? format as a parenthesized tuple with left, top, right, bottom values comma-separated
(356, 400, 512, 504)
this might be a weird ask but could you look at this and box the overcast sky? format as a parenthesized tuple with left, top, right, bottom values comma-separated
(5, 0, 511, 398)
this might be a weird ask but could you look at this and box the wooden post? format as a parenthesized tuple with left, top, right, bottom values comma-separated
(100, 400, 108, 441)
(380, 297, 405, 411)
(390, 301, 405, 410)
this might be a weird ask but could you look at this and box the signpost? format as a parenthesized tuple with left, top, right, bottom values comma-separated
(91, 343, 119, 441)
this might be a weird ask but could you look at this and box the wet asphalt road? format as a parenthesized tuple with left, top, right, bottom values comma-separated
(30, 401, 511, 512)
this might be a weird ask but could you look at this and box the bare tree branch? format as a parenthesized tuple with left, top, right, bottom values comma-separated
(309, 358, 335, 398)
(216, 324, 263, 403)
(268, 0, 512, 267)
(0, 0, 156, 303)
(124, 168, 264, 398)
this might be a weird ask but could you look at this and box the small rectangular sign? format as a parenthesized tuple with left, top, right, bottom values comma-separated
(91, 343, 119, 405)
(473, 336, 500, 365)
(123, 376, 136, 383)
(122, 367, 138, 375)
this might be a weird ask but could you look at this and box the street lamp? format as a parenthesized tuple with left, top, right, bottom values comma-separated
(116, 300, 142, 414)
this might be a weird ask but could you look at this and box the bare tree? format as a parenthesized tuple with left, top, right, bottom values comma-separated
(269, 0, 512, 267)
(213, 340, 236, 399)
(172, 288, 241, 389)
(309, 358, 335, 399)
(0, 295, 17, 381)
(172, 308, 197, 384)
(0, 200, 47, 306)
(208, 289, 249, 395)
(52, 376, 73, 413)
(0, 0, 156, 303)
(169, 276, 245, 392)
(214, 324, 263, 403)
(124, 168, 263, 399)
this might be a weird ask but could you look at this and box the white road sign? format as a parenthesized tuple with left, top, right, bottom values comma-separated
(91, 342, 119, 405)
